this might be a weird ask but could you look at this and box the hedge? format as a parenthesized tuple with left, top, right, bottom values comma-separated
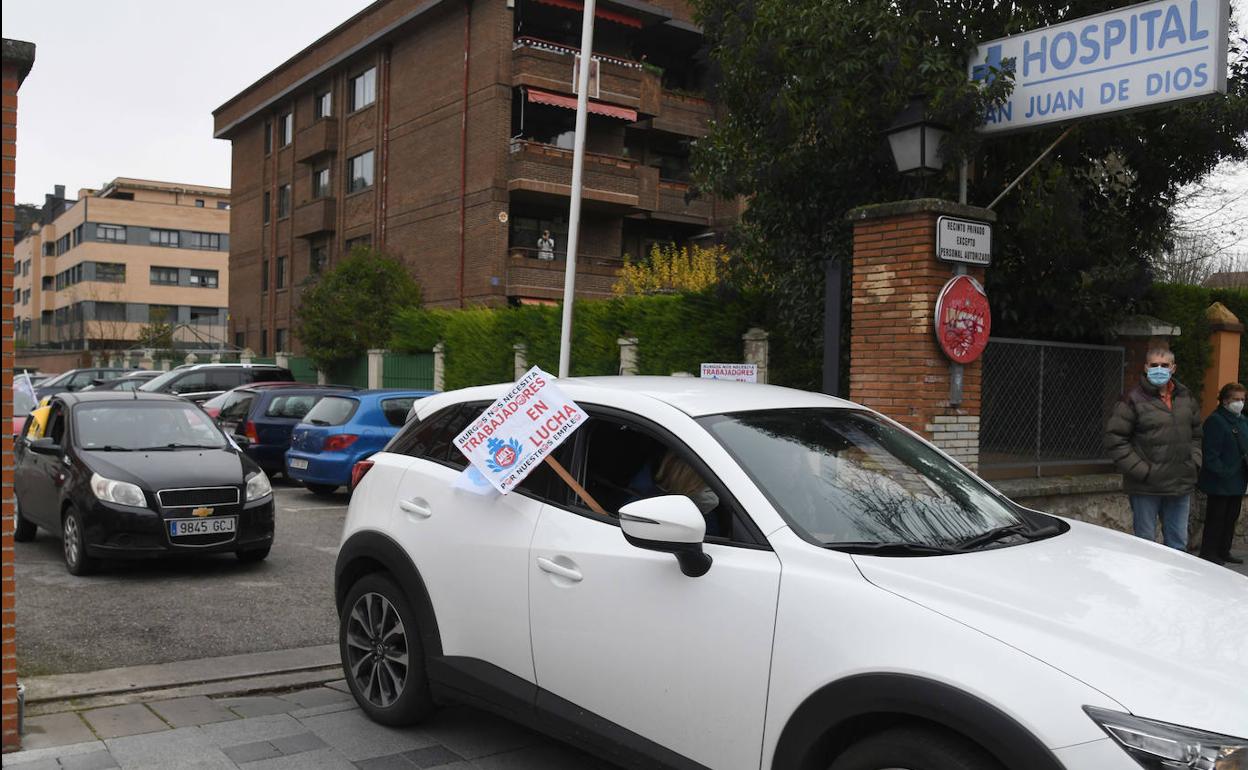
(1146, 284, 1248, 405)
(391, 292, 787, 391)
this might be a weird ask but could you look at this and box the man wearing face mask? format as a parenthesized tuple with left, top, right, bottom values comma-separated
(1104, 345, 1202, 551)
(1196, 382, 1248, 565)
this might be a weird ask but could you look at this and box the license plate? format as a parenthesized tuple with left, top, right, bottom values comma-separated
(168, 517, 237, 537)
(289, 458, 309, 470)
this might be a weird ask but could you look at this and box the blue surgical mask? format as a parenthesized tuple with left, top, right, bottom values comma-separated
(1146, 366, 1172, 387)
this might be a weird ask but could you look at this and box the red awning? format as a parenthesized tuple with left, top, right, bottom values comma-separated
(526, 88, 638, 122)
(531, 0, 643, 29)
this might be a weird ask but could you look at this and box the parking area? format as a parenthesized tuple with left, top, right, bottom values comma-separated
(16, 482, 348, 677)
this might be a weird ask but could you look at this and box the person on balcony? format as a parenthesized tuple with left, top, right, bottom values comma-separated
(537, 230, 556, 261)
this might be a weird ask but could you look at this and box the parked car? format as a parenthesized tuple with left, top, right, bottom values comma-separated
(334, 377, 1248, 770)
(139, 363, 294, 404)
(286, 389, 432, 495)
(13, 377, 39, 437)
(13, 391, 275, 574)
(213, 383, 359, 476)
(80, 370, 161, 392)
(35, 367, 131, 398)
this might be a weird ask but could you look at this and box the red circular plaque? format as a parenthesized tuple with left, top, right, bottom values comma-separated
(934, 275, 991, 364)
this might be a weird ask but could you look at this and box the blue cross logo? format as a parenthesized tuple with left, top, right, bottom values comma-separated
(971, 45, 1013, 85)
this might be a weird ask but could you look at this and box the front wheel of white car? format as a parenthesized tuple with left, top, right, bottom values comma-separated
(830, 726, 1002, 770)
(340, 573, 434, 726)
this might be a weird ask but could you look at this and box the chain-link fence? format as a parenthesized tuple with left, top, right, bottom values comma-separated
(981, 338, 1124, 475)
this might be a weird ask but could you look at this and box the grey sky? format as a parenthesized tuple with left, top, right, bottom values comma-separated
(4, 0, 372, 202)
(3, 0, 1245, 252)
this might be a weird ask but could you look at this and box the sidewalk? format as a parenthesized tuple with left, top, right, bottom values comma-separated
(7, 680, 612, 769)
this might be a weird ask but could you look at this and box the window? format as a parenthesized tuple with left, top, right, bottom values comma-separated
(310, 243, 328, 274)
(148, 304, 178, 323)
(150, 228, 180, 247)
(264, 119, 272, 154)
(304, 396, 359, 426)
(97, 223, 126, 242)
(94, 262, 126, 283)
(261, 259, 269, 292)
(266, 394, 318, 420)
(43, 242, 55, 256)
(217, 391, 256, 424)
(42, 276, 53, 290)
(73, 224, 84, 246)
(195, 199, 205, 208)
(344, 235, 371, 254)
(349, 67, 376, 111)
(22, 289, 30, 305)
(94, 302, 126, 322)
(151, 266, 179, 286)
(380, 398, 418, 428)
(235, 331, 245, 349)
(260, 329, 269, 356)
(312, 167, 330, 199)
(188, 231, 221, 250)
(263, 191, 271, 224)
(275, 328, 288, 352)
(280, 112, 293, 146)
(347, 151, 374, 192)
(22, 259, 30, 275)
(315, 90, 332, 119)
(189, 307, 220, 325)
(278, 184, 291, 218)
(57, 234, 71, 254)
(189, 269, 219, 288)
(217, 201, 230, 210)
(276, 256, 287, 289)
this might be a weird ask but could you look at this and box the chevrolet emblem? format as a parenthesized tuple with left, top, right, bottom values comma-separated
(191, 506, 214, 518)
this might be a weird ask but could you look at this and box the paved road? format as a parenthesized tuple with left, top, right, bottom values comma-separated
(16, 483, 349, 677)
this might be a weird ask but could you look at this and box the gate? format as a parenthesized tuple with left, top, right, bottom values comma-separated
(383, 353, 435, 390)
(288, 356, 319, 383)
(327, 357, 369, 388)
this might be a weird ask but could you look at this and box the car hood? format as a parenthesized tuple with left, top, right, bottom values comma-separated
(852, 518, 1248, 738)
(82, 447, 255, 492)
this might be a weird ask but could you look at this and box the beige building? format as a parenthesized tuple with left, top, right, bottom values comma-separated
(14, 178, 231, 351)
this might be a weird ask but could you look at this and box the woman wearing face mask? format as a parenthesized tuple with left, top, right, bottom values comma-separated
(1196, 382, 1248, 565)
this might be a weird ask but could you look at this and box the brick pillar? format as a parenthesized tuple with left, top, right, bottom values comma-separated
(367, 349, 385, 389)
(432, 342, 445, 391)
(3, 36, 36, 754)
(618, 337, 639, 376)
(846, 199, 995, 471)
(742, 328, 769, 384)
(1201, 302, 1243, 417)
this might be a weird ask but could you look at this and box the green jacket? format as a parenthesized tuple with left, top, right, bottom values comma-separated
(1197, 406, 1248, 496)
(1103, 376, 1202, 495)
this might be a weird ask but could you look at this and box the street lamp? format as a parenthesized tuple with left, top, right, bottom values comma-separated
(885, 97, 949, 175)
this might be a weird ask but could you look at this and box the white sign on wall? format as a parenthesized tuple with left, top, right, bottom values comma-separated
(936, 217, 993, 266)
(700, 363, 758, 383)
(970, 0, 1229, 134)
(454, 367, 586, 494)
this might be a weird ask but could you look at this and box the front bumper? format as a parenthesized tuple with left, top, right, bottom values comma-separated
(81, 497, 275, 558)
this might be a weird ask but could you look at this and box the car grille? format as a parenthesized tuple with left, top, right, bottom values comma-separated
(157, 487, 240, 509)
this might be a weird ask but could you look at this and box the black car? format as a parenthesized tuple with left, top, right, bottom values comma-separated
(139, 364, 294, 404)
(13, 392, 276, 575)
(81, 370, 162, 392)
(35, 367, 131, 399)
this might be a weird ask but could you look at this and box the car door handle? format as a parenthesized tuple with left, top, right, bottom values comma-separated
(398, 498, 431, 518)
(536, 557, 582, 583)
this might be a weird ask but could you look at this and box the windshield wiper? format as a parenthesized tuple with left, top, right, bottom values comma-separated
(87, 445, 134, 452)
(958, 521, 1064, 550)
(824, 541, 964, 556)
(137, 443, 221, 451)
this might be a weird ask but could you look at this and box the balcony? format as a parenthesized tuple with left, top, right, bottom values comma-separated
(650, 90, 713, 137)
(513, 38, 661, 115)
(504, 250, 623, 301)
(508, 140, 641, 210)
(293, 198, 336, 238)
(295, 118, 338, 164)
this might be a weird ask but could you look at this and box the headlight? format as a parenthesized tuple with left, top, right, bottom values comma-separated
(245, 471, 272, 502)
(1085, 706, 1247, 770)
(90, 472, 147, 508)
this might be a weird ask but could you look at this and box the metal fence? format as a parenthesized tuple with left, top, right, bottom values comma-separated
(383, 353, 435, 390)
(980, 338, 1124, 475)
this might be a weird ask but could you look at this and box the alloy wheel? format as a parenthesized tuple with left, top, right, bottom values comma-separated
(63, 514, 80, 568)
(345, 592, 409, 708)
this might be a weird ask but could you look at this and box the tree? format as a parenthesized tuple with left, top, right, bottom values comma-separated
(136, 306, 176, 360)
(613, 243, 729, 295)
(294, 246, 422, 369)
(692, 0, 1248, 384)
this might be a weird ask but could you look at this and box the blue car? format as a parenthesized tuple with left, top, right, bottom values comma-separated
(213, 383, 359, 476)
(286, 389, 433, 495)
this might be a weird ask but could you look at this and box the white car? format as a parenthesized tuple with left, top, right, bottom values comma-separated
(335, 377, 1248, 770)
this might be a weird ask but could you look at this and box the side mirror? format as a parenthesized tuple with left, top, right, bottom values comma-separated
(618, 495, 712, 578)
(30, 437, 62, 456)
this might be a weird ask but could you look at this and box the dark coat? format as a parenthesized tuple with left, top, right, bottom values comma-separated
(1104, 376, 1202, 495)
(1197, 406, 1248, 497)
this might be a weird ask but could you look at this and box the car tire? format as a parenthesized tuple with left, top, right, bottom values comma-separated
(236, 546, 271, 563)
(14, 500, 37, 542)
(62, 506, 97, 576)
(306, 484, 338, 496)
(829, 725, 1002, 770)
(340, 573, 434, 727)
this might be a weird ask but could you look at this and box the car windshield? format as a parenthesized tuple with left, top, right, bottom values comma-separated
(303, 396, 359, 426)
(138, 369, 184, 392)
(698, 408, 1023, 549)
(75, 402, 227, 451)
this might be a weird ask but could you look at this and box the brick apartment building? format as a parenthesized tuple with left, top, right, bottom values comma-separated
(13, 178, 231, 351)
(213, 0, 734, 356)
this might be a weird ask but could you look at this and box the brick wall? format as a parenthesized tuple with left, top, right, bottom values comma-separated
(847, 200, 995, 470)
(3, 36, 36, 754)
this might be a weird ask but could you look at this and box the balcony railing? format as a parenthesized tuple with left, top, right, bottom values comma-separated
(293, 197, 337, 238)
(509, 140, 642, 208)
(295, 118, 338, 164)
(513, 37, 661, 115)
(505, 248, 623, 301)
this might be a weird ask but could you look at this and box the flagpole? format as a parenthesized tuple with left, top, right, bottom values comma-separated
(557, 0, 597, 378)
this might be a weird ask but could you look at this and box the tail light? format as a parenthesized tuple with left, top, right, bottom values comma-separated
(244, 421, 259, 443)
(350, 460, 374, 491)
(323, 434, 359, 452)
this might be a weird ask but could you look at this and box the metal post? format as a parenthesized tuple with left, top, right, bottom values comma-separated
(1035, 346, 1045, 477)
(557, 0, 597, 379)
(949, 158, 969, 406)
(822, 258, 842, 396)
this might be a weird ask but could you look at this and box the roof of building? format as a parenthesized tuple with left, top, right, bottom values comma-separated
(1203, 271, 1248, 289)
(100, 178, 231, 198)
